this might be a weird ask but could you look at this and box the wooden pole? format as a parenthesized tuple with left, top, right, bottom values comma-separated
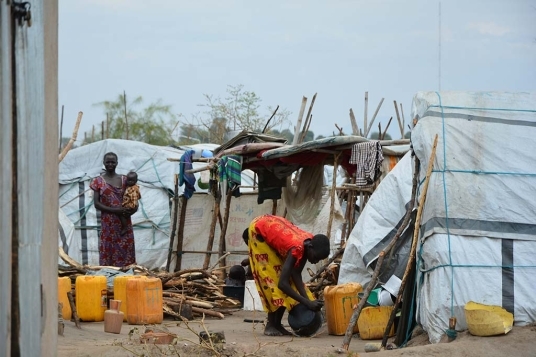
(400, 103, 406, 138)
(66, 291, 81, 329)
(326, 153, 341, 239)
(218, 191, 233, 269)
(349, 108, 359, 136)
(381, 134, 438, 348)
(339, 151, 421, 353)
(292, 96, 308, 145)
(91, 125, 95, 143)
(58, 111, 83, 163)
(272, 199, 278, 215)
(173, 196, 188, 272)
(299, 93, 317, 143)
(166, 174, 179, 272)
(123, 90, 129, 140)
(364, 92, 368, 138)
(366, 98, 384, 138)
(106, 113, 110, 138)
(101, 121, 104, 140)
(59, 104, 64, 153)
(394, 100, 403, 139)
(203, 192, 221, 270)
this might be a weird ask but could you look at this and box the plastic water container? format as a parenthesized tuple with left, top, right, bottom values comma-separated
(114, 275, 146, 321)
(126, 277, 163, 325)
(75, 275, 107, 322)
(357, 306, 395, 340)
(58, 277, 72, 320)
(324, 283, 363, 335)
(243, 280, 264, 311)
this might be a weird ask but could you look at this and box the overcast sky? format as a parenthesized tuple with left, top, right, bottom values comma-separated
(59, 0, 536, 144)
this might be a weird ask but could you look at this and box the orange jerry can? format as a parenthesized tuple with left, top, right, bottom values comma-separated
(58, 277, 72, 320)
(324, 283, 363, 335)
(113, 275, 146, 321)
(126, 277, 163, 325)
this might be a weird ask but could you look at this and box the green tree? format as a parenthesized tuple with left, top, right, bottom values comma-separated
(182, 84, 292, 144)
(91, 93, 178, 146)
(369, 131, 392, 140)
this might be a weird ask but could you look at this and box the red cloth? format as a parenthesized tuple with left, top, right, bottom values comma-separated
(252, 215, 312, 267)
(90, 176, 136, 267)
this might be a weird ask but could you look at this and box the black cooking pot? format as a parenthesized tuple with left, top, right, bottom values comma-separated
(288, 303, 322, 337)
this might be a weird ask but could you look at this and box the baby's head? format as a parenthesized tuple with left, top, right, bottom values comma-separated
(126, 171, 138, 187)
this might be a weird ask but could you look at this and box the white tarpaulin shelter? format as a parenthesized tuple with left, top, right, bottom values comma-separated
(339, 91, 536, 343)
(58, 139, 236, 269)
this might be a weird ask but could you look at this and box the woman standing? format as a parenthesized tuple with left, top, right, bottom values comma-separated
(90, 152, 138, 267)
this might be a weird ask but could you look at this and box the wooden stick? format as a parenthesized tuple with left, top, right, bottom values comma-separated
(400, 103, 406, 138)
(366, 98, 384, 138)
(123, 90, 129, 140)
(339, 149, 420, 352)
(191, 306, 224, 319)
(67, 291, 81, 329)
(174, 196, 188, 272)
(218, 192, 233, 269)
(364, 92, 368, 138)
(299, 93, 317, 143)
(292, 96, 308, 145)
(394, 100, 403, 139)
(203, 191, 221, 270)
(58, 111, 83, 163)
(59, 104, 64, 153)
(381, 134, 438, 348)
(272, 199, 277, 215)
(326, 153, 341, 239)
(167, 174, 179, 272)
(106, 113, 110, 138)
(349, 108, 360, 136)
(91, 125, 95, 143)
(262, 105, 279, 133)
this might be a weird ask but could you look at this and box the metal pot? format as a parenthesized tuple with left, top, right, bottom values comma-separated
(288, 303, 322, 337)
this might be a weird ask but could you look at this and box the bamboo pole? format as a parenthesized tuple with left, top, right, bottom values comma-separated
(400, 103, 406, 138)
(326, 153, 341, 239)
(381, 134, 438, 348)
(364, 92, 368, 138)
(218, 191, 233, 269)
(106, 113, 110, 138)
(58, 111, 83, 163)
(299, 93, 317, 143)
(349, 108, 359, 136)
(365, 98, 384, 138)
(339, 150, 421, 353)
(292, 96, 308, 145)
(123, 90, 129, 140)
(394, 100, 403, 139)
(203, 192, 221, 270)
(173, 196, 188, 272)
(166, 174, 179, 272)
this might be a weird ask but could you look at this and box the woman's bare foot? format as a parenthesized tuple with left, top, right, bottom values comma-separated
(275, 324, 293, 335)
(264, 322, 284, 336)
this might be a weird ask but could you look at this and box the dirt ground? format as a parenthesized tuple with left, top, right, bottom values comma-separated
(57, 309, 536, 357)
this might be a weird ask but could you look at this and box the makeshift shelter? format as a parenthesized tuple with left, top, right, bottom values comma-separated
(339, 91, 536, 343)
(170, 131, 410, 282)
(58, 139, 254, 270)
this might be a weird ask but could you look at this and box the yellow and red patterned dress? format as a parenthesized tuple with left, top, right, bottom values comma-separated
(247, 215, 315, 312)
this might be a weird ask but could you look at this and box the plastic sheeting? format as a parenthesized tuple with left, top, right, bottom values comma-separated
(412, 91, 536, 343)
(58, 139, 253, 269)
(339, 91, 536, 343)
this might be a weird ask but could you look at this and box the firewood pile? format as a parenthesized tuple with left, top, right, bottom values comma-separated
(58, 248, 241, 322)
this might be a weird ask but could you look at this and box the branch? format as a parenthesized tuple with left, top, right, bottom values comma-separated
(58, 111, 83, 163)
